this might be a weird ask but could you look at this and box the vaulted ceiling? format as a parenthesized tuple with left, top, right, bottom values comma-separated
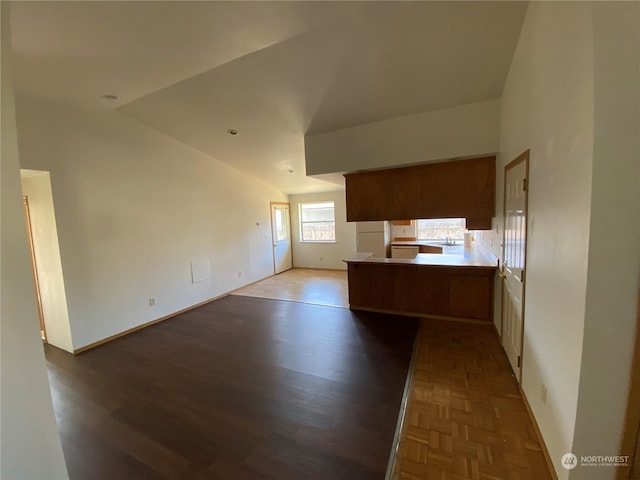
(9, 1, 527, 194)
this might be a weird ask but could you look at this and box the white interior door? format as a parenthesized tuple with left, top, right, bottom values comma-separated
(271, 203, 292, 274)
(501, 151, 529, 379)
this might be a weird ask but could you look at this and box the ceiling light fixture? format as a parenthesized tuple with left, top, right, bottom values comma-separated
(227, 129, 238, 136)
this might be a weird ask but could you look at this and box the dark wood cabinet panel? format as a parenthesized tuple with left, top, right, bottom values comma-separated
(345, 156, 496, 228)
(466, 217, 493, 230)
(418, 245, 443, 254)
(347, 262, 495, 321)
(348, 263, 449, 316)
(347, 263, 393, 311)
(449, 272, 492, 320)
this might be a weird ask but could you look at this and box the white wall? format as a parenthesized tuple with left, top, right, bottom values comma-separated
(304, 99, 500, 175)
(0, 3, 69, 477)
(498, 3, 595, 478)
(21, 171, 74, 353)
(289, 191, 356, 270)
(15, 96, 288, 350)
(571, 3, 639, 479)
(497, 2, 639, 478)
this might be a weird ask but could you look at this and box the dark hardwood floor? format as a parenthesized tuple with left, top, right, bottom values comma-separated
(45, 295, 419, 480)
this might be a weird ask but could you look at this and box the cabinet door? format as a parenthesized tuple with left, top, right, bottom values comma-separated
(391, 246, 419, 259)
(347, 263, 448, 315)
(448, 273, 492, 320)
(418, 245, 443, 254)
(345, 156, 495, 225)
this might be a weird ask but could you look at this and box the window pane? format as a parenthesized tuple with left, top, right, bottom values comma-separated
(416, 218, 466, 240)
(300, 202, 335, 242)
(302, 222, 335, 241)
(301, 203, 334, 222)
(275, 209, 288, 241)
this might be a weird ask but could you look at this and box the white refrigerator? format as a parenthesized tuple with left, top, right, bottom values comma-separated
(356, 221, 390, 258)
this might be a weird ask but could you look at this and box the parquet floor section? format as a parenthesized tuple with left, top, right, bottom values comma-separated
(232, 268, 348, 308)
(391, 319, 552, 480)
(45, 295, 418, 479)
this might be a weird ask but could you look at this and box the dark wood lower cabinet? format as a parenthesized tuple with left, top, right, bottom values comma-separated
(448, 273, 492, 320)
(347, 263, 495, 321)
(418, 245, 443, 254)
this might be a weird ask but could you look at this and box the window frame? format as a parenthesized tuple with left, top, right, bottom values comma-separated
(299, 201, 336, 243)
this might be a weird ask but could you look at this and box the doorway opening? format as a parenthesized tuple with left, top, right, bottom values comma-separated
(20, 169, 73, 353)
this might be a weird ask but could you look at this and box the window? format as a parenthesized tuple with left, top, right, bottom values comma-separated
(274, 207, 288, 241)
(300, 202, 335, 242)
(416, 218, 466, 241)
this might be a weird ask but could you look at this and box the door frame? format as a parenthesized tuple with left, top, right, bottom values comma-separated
(618, 288, 640, 479)
(500, 149, 530, 383)
(23, 195, 47, 343)
(269, 201, 293, 274)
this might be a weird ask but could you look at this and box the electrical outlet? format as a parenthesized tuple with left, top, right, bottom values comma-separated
(148, 298, 155, 307)
(541, 383, 548, 404)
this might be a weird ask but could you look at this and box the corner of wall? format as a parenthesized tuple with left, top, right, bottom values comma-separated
(497, 2, 597, 478)
(1, 3, 69, 477)
(570, 3, 640, 478)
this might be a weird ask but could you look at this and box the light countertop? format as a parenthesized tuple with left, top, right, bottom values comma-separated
(346, 244, 498, 269)
(390, 240, 449, 246)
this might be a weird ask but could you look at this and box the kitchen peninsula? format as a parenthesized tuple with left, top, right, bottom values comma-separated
(345, 243, 498, 322)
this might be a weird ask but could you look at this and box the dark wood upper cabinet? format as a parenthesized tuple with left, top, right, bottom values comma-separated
(344, 156, 496, 229)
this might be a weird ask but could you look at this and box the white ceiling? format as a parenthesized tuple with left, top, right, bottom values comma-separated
(9, 1, 527, 194)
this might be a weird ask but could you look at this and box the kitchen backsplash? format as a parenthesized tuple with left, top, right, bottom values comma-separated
(472, 217, 502, 260)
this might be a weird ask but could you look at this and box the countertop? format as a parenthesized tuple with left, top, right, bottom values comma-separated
(346, 243, 498, 269)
